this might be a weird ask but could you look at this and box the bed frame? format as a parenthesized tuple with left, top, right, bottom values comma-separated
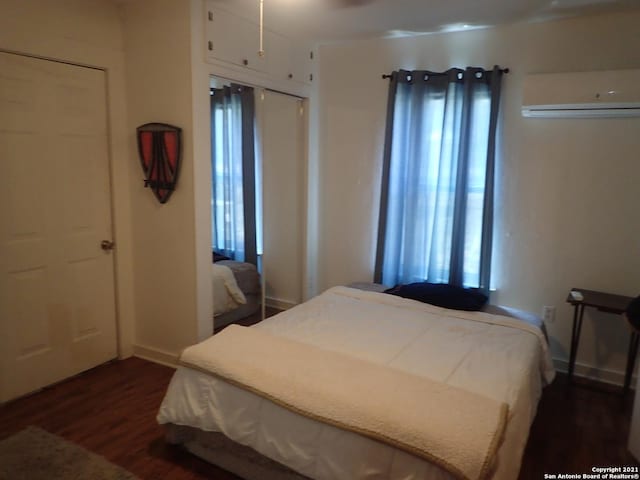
(166, 424, 306, 480)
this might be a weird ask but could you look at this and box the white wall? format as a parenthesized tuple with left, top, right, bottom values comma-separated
(190, 0, 215, 342)
(0, 0, 136, 358)
(315, 10, 640, 384)
(122, 0, 315, 360)
(123, 0, 204, 362)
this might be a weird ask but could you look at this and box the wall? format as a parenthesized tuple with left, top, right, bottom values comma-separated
(123, 0, 315, 359)
(123, 0, 205, 363)
(190, 0, 215, 342)
(0, 0, 136, 358)
(315, 10, 640, 384)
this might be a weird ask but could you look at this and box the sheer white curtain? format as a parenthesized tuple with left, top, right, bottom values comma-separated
(211, 84, 257, 264)
(375, 67, 504, 292)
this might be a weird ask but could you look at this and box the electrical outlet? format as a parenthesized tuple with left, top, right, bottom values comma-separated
(542, 306, 556, 324)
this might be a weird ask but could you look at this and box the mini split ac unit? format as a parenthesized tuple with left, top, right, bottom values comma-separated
(522, 69, 640, 118)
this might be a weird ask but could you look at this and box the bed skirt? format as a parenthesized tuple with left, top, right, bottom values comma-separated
(164, 424, 308, 480)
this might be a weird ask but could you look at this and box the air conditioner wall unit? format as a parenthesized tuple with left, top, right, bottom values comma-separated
(521, 69, 640, 118)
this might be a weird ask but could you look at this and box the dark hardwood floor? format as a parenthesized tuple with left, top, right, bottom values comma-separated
(1, 352, 638, 479)
(0, 357, 239, 480)
(214, 306, 281, 334)
(519, 375, 639, 478)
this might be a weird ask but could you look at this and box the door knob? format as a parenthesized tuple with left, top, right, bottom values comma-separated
(100, 240, 115, 251)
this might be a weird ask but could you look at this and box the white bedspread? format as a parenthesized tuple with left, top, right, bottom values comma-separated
(212, 263, 246, 316)
(158, 286, 555, 480)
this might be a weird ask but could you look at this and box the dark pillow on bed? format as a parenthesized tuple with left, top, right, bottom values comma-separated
(213, 251, 231, 263)
(384, 282, 488, 311)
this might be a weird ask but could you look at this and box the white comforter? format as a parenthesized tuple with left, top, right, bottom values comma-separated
(212, 263, 246, 316)
(158, 286, 555, 480)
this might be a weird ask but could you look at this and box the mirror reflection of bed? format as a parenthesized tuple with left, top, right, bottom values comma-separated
(212, 253, 262, 332)
(211, 253, 283, 332)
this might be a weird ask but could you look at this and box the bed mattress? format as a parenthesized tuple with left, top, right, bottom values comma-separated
(158, 287, 555, 480)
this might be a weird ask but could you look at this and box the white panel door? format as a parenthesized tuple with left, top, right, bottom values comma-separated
(260, 90, 305, 307)
(0, 52, 117, 402)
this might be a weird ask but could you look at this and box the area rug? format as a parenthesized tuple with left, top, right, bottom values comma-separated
(0, 426, 140, 480)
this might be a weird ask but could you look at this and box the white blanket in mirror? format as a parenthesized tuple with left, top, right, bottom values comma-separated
(212, 263, 246, 316)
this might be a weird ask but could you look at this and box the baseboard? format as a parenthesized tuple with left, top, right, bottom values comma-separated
(133, 344, 179, 369)
(265, 297, 298, 311)
(553, 357, 636, 388)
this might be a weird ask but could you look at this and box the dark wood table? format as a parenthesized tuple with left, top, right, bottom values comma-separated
(566, 288, 637, 393)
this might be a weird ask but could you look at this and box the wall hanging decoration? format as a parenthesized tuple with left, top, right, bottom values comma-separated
(136, 123, 182, 204)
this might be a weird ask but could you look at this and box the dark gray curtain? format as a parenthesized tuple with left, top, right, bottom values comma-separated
(210, 84, 257, 265)
(374, 66, 504, 293)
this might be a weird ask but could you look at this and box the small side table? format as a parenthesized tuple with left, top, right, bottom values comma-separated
(566, 288, 637, 393)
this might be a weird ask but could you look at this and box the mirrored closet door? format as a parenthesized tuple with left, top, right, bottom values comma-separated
(210, 77, 262, 330)
(257, 89, 307, 315)
(210, 76, 307, 329)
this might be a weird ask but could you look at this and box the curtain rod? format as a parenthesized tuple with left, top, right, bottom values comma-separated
(381, 67, 510, 80)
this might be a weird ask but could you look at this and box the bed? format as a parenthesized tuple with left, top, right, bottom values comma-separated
(212, 259, 261, 330)
(158, 286, 555, 480)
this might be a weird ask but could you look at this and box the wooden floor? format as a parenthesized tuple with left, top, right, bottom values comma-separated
(214, 306, 281, 334)
(0, 357, 239, 480)
(520, 376, 639, 478)
(0, 356, 638, 479)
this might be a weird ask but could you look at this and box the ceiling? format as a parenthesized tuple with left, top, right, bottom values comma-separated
(208, 0, 640, 42)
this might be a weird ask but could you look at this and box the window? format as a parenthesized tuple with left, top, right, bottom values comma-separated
(374, 67, 505, 292)
(210, 83, 258, 265)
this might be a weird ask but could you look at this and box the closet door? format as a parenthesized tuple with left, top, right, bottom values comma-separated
(259, 90, 306, 309)
(0, 52, 117, 402)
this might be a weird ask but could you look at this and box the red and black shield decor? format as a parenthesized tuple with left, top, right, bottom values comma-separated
(136, 123, 182, 204)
